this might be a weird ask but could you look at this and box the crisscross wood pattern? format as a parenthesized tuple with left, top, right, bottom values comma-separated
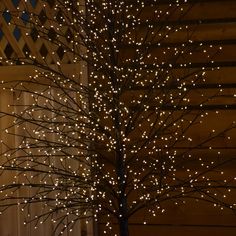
(0, 0, 72, 65)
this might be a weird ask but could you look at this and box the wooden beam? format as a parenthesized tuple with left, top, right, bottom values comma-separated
(138, 18, 236, 28)
(122, 39, 236, 49)
(129, 0, 236, 5)
(0, 64, 80, 81)
(124, 61, 236, 69)
(130, 83, 236, 90)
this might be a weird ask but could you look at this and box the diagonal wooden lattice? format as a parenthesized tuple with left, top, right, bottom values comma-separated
(0, 0, 72, 65)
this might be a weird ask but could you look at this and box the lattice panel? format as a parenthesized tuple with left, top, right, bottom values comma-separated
(0, 0, 72, 65)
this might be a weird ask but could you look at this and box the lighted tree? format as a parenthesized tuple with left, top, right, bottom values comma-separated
(0, 1, 236, 236)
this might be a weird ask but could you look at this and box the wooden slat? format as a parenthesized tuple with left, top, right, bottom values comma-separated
(0, 64, 81, 81)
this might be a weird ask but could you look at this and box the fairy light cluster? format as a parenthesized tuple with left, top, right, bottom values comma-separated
(0, 0, 236, 235)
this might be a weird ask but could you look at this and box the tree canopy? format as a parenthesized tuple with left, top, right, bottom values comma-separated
(0, 1, 236, 236)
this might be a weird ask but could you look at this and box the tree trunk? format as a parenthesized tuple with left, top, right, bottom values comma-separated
(119, 217, 129, 236)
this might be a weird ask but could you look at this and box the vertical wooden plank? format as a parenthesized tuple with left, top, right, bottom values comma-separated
(0, 90, 19, 236)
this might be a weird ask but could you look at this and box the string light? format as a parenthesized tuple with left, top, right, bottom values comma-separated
(0, 0, 236, 235)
